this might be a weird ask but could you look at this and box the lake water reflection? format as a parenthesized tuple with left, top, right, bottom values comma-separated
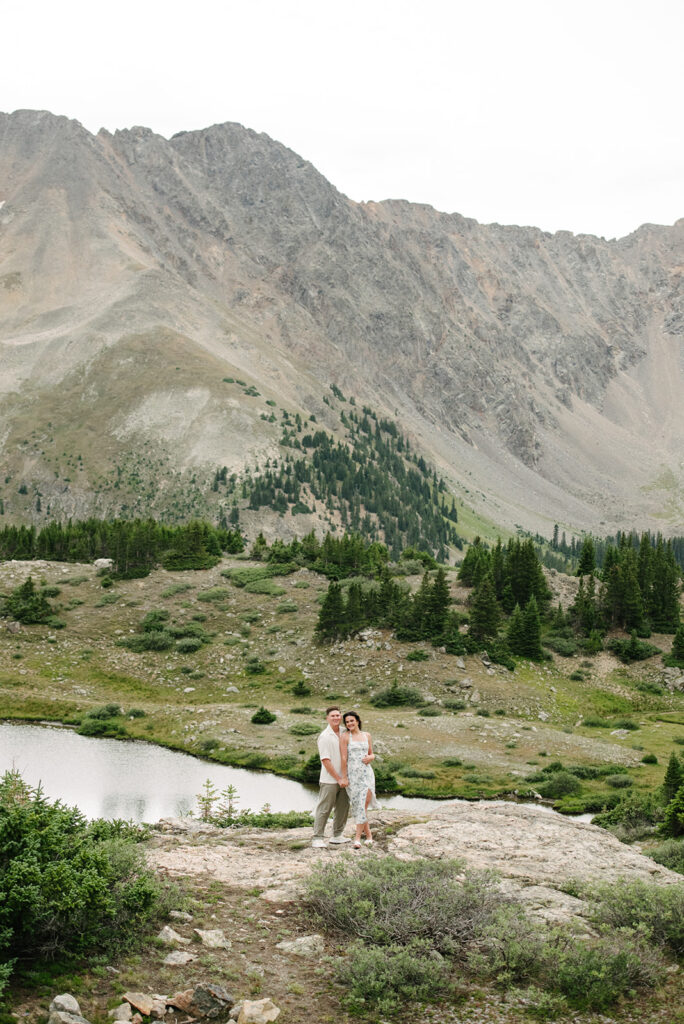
(0, 722, 451, 822)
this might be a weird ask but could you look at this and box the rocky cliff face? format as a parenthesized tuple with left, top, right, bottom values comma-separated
(1, 110, 683, 535)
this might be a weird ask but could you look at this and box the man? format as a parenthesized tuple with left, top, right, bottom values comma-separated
(311, 706, 351, 848)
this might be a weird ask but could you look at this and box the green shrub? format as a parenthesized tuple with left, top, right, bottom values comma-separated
(290, 706, 315, 715)
(417, 707, 442, 717)
(543, 926, 663, 1010)
(244, 579, 286, 596)
(304, 855, 505, 951)
(444, 699, 466, 711)
(663, 787, 684, 837)
(586, 878, 684, 956)
(77, 718, 128, 738)
(612, 719, 639, 731)
(406, 649, 430, 662)
(543, 636, 578, 656)
(400, 768, 436, 779)
(197, 587, 231, 603)
(649, 839, 684, 875)
(141, 609, 170, 632)
(443, 757, 463, 767)
(606, 635, 661, 664)
(604, 774, 634, 789)
(176, 637, 204, 654)
(276, 601, 298, 614)
(168, 621, 209, 641)
(288, 722, 320, 736)
(251, 706, 277, 725)
(117, 630, 174, 652)
(0, 771, 172, 989)
(127, 708, 146, 718)
(244, 656, 267, 675)
(582, 716, 610, 728)
(635, 680, 664, 696)
(291, 681, 312, 697)
(592, 790, 664, 836)
(371, 680, 426, 708)
(641, 753, 658, 764)
(240, 610, 262, 623)
(337, 940, 450, 1015)
(1, 576, 55, 624)
(536, 771, 582, 799)
(161, 583, 194, 598)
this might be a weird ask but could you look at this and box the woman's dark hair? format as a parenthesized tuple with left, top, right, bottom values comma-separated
(343, 710, 362, 729)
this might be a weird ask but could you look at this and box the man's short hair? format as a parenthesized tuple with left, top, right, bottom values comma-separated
(325, 705, 341, 715)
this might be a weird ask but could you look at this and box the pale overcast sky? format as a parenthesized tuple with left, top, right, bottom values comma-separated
(2, 0, 682, 239)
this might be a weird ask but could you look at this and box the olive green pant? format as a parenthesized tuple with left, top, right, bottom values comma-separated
(313, 783, 350, 839)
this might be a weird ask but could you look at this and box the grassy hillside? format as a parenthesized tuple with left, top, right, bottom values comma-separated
(1, 552, 682, 811)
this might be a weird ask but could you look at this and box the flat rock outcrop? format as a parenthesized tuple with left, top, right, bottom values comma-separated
(148, 801, 680, 927)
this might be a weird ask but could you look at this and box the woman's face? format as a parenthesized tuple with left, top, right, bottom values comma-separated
(344, 715, 358, 732)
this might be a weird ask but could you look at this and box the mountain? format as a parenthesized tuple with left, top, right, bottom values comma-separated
(1, 109, 683, 539)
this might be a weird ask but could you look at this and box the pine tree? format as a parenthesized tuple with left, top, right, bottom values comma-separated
(671, 624, 684, 663)
(519, 595, 544, 660)
(577, 537, 596, 577)
(506, 604, 525, 654)
(345, 583, 364, 636)
(469, 573, 500, 643)
(315, 582, 345, 641)
(662, 752, 684, 803)
(426, 567, 451, 637)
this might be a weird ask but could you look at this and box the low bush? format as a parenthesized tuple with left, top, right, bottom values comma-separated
(443, 699, 466, 711)
(337, 940, 450, 1015)
(649, 838, 684, 875)
(251, 706, 277, 725)
(371, 680, 426, 708)
(543, 635, 578, 656)
(641, 753, 659, 764)
(290, 706, 315, 715)
(288, 722, 320, 736)
(605, 635, 661, 664)
(244, 580, 286, 596)
(244, 656, 267, 675)
(304, 855, 505, 950)
(586, 878, 684, 956)
(406, 649, 430, 662)
(443, 757, 463, 767)
(400, 768, 436, 779)
(612, 719, 639, 731)
(536, 771, 582, 799)
(276, 601, 298, 614)
(0, 771, 173, 995)
(118, 630, 174, 652)
(592, 790, 664, 836)
(141, 609, 170, 632)
(197, 587, 231, 603)
(176, 637, 204, 654)
(604, 774, 634, 789)
(417, 707, 442, 717)
(582, 716, 610, 727)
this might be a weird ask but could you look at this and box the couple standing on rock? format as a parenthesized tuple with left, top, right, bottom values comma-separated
(311, 706, 378, 850)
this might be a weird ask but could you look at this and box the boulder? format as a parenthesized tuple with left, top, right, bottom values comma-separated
(169, 910, 193, 923)
(275, 934, 324, 957)
(193, 928, 231, 949)
(123, 995, 155, 1017)
(50, 997, 81, 1016)
(167, 991, 195, 1014)
(157, 925, 190, 945)
(237, 1000, 280, 1024)
(163, 950, 197, 966)
(94, 558, 113, 570)
(107, 1006, 133, 1021)
(189, 983, 235, 1019)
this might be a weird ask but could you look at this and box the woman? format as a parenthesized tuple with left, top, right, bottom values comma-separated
(340, 710, 377, 848)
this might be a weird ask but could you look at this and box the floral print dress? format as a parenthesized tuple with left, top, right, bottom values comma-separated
(347, 734, 378, 824)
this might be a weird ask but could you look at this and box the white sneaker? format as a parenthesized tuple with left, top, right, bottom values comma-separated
(311, 839, 327, 848)
(328, 836, 351, 844)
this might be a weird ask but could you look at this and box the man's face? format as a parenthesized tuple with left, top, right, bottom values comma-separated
(326, 709, 342, 730)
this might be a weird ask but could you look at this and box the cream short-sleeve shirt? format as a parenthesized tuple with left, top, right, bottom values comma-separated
(317, 724, 343, 784)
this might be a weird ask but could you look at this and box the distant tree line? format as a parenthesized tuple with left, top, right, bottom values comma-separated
(571, 533, 681, 634)
(545, 525, 684, 574)
(0, 518, 243, 577)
